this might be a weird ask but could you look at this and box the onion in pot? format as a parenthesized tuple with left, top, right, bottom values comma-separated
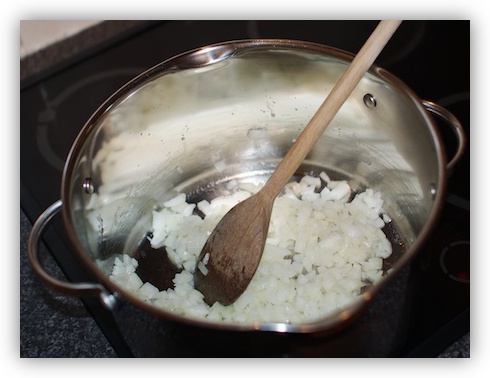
(101, 173, 393, 325)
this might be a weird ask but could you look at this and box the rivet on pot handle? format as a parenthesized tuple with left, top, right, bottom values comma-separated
(28, 200, 120, 311)
(423, 100, 466, 171)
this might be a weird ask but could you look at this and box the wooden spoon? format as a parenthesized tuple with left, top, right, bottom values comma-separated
(194, 20, 402, 306)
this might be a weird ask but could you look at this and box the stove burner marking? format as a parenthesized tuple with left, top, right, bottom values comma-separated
(36, 68, 144, 171)
(439, 240, 470, 284)
(436, 91, 470, 108)
(446, 193, 470, 211)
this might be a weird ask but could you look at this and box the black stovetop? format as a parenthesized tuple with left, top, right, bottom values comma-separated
(20, 20, 469, 357)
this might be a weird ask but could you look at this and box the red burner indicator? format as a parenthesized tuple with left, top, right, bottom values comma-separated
(439, 240, 470, 283)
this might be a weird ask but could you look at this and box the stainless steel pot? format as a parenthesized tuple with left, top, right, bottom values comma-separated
(28, 39, 465, 357)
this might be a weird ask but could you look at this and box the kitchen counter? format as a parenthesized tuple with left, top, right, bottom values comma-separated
(20, 20, 154, 85)
(19, 20, 470, 358)
(20, 210, 117, 357)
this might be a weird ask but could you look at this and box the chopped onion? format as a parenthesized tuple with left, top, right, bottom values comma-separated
(103, 172, 393, 325)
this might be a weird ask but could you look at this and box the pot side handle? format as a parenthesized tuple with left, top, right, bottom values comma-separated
(27, 200, 119, 311)
(423, 100, 466, 171)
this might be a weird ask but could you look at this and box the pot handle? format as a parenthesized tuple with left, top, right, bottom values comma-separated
(28, 200, 119, 311)
(423, 100, 466, 171)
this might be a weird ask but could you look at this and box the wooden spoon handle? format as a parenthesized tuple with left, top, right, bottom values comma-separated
(263, 20, 402, 198)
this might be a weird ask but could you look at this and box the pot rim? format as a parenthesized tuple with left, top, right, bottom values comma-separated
(60, 38, 448, 334)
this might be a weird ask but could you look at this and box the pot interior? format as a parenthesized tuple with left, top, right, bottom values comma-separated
(64, 40, 444, 329)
